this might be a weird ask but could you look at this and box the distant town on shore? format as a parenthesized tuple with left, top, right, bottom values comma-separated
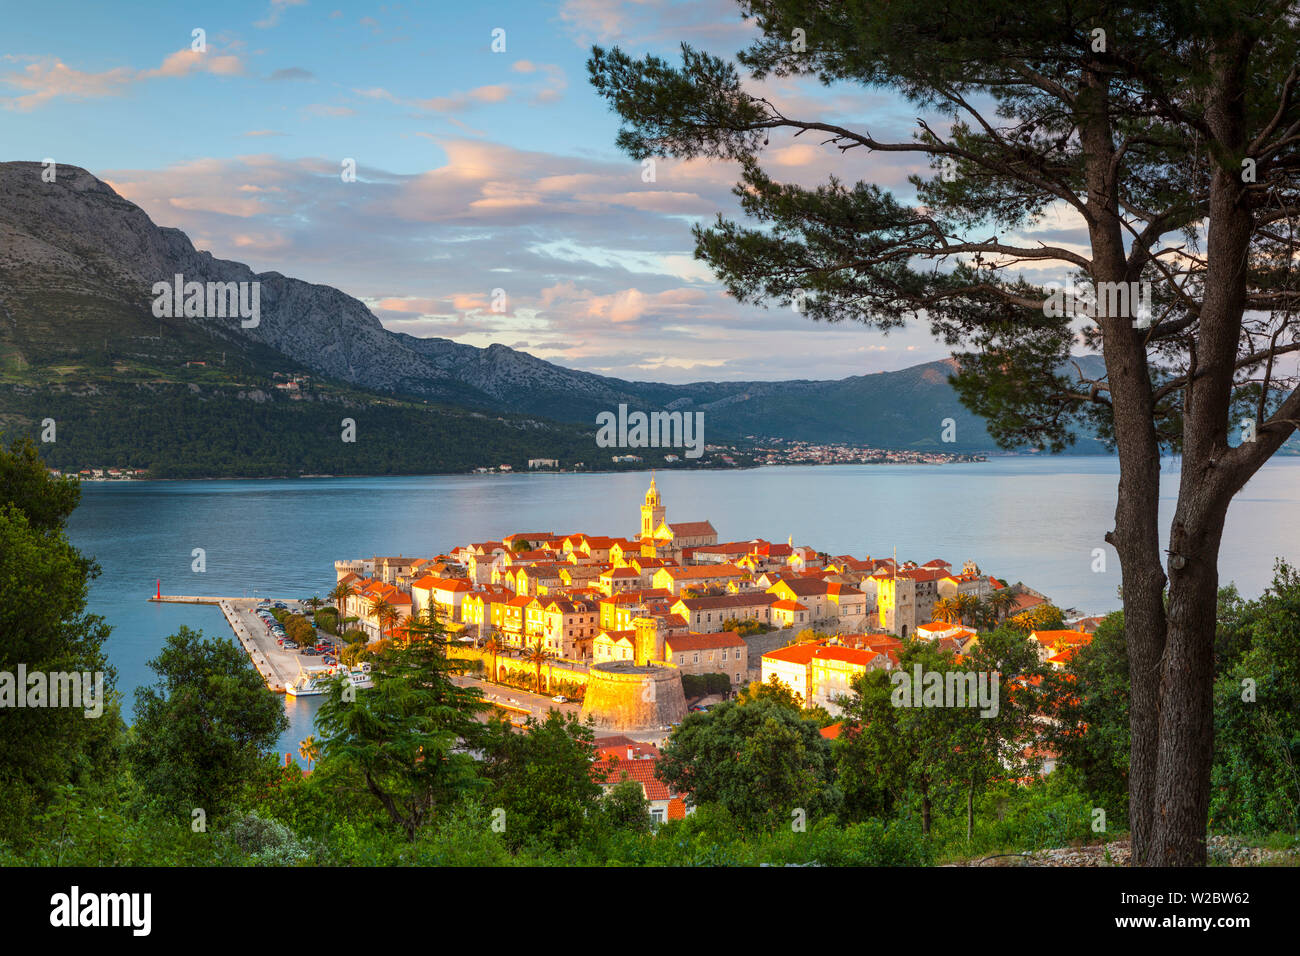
(49, 442, 987, 481)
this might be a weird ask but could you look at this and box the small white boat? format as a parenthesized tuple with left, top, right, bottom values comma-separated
(285, 667, 331, 697)
(286, 663, 372, 696)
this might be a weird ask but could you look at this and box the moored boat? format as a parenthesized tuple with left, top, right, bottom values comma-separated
(285, 667, 331, 697)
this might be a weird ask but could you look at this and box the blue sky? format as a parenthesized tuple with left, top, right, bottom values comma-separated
(2, 0, 1088, 382)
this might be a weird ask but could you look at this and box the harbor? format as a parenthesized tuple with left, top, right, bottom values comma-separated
(148, 594, 543, 726)
(149, 594, 316, 694)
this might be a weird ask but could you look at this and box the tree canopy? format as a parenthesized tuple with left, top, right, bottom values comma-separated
(589, 0, 1300, 866)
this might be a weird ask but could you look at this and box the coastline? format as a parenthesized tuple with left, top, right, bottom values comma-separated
(69, 456, 998, 482)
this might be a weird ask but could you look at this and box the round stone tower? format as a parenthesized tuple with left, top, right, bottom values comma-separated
(580, 662, 687, 732)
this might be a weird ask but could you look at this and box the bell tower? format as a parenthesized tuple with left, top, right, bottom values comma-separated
(640, 473, 666, 539)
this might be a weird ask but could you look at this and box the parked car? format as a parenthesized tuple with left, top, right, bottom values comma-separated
(303, 649, 319, 656)
(284, 642, 298, 650)
(551, 695, 568, 703)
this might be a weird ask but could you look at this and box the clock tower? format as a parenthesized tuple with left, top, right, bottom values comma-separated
(640, 474, 666, 539)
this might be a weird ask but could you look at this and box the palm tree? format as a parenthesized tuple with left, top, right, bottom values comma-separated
(381, 605, 403, 643)
(524, 638, 553, 694)
(954, 593, 979, 627)
(483, 631, 504, 683)
(329, 581, 356, 631)
(368, 597, 396, 642)
(988, 588, 1017, 623)
(933, 597, 961, 624)
(306, 595, 323, 614)
(298, 735, 320, 771)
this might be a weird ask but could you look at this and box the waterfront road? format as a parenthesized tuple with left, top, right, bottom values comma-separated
(449, 674, 672, 746)
(452, 674, 581, 723)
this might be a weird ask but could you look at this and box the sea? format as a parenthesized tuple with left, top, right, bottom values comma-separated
(64, 455, 1300, 754)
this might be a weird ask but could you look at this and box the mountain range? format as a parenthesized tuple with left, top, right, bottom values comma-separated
(0, 160, 1110, 467)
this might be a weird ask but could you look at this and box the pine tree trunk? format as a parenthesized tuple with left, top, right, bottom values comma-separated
(1145, 35, 1253, 864)
(1092, 272, 1167, 867)
(1078, 60, 1170, 866)
(1150, 518, 1222, 865)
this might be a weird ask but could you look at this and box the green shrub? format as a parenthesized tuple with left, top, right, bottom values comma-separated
(220, 811, 318, 866)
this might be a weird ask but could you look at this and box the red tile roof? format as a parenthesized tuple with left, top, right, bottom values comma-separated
(896, 567, 949, 582)
(769, 578, 829, 597)
(675, 593, 777, 610)
(809, 645, 880, 666)
(663, 564, 745, 579)
(595, 740, 661, 760)
(666, 521, 717, 537)
(1011, 593, 1047, 612)
(1032, 629, 1091, 647)
(762, 641, 827, 665)
(412, 575, 474, 592)
(826, 582, 864, 597)
(593, 754, 675, 801)
(665, 631, 745, 652)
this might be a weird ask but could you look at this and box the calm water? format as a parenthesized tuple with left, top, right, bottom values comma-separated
(65, 456, 1300, 754)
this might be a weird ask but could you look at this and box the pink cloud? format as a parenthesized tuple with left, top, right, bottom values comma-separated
(169, 194, 269, 218)
(143, 49, 244, 79)
(417, 84, 511, 112)
(1, 47, 246, 111)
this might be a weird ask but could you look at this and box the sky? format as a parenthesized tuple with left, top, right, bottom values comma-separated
(2, 0, 1091, 383)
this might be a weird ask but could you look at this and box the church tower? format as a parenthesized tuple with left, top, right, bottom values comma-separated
(640, 474, 666, 539)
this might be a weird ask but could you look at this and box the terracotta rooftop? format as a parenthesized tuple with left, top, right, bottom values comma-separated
(665, 631, 746, 652)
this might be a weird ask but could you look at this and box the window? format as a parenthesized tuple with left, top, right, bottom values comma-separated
(650, 808, 666, 824)
(693, 653, 699, 664)
(722, 649, 728, 661)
